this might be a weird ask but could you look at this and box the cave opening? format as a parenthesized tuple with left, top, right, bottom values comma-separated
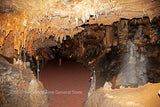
(33, 36, 93, 107)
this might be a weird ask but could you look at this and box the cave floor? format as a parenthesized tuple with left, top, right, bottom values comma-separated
(85, 83, 160, 107)
(39, 58, 90, 107)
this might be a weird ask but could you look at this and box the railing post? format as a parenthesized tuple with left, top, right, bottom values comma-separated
(36, 56, 40, 81)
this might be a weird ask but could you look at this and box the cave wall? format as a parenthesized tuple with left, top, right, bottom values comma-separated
(59, 16, 160, 88)
(0, 1, 160, 106)
(0, 55, 49, 107)
(0, 13, 159, 88)
(0, 0, 160, 91)
(1, 16, 159, 88)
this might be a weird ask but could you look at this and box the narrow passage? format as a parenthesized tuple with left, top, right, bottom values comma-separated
(40, 58, 90, 107)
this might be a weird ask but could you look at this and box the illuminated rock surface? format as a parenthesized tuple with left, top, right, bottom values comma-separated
(0, 0, 160, 58)
(0, 0, 160, 107)
(85, 83, 160, 107)
(0, 56, 49, 107)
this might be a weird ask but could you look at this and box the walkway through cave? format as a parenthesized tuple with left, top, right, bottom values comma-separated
(39, 57, 90, 107)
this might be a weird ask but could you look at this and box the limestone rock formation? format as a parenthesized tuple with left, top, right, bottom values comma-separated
(0, 56, 49, 107)
(0, 0, 160, 106)
(84, 83, 160, 107)
(0, 0, 160, 59)
(58, 16, 160, 88)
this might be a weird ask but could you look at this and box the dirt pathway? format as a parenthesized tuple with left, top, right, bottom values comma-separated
(39, 59, 90, 107)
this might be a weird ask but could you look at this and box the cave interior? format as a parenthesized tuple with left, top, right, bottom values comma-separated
(0, 0, 160, 107)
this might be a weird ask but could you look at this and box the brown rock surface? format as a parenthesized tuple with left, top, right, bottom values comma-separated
(0, 1, 160, 106)
(85, 83, 160, 107)
(0, 0, 160, 58)
(0, 56, 49, 107)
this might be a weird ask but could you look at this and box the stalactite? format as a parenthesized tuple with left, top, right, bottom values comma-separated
(75, 18, 78, 26)
(13, 58, 16, 64)
(81, 35, 85, 57)
(105, 26, 113, 48)
(103, 30, 107, 47)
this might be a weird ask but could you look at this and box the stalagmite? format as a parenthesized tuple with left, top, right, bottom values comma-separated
(87, 70, 96, 98)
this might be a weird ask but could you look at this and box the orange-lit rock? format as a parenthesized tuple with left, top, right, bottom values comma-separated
(0, 1, 160, 107)
(85, 83, 160, 107)
(0, 0, 160, 61)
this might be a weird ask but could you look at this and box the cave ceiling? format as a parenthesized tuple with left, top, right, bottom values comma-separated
(0, 0, 160, 58)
